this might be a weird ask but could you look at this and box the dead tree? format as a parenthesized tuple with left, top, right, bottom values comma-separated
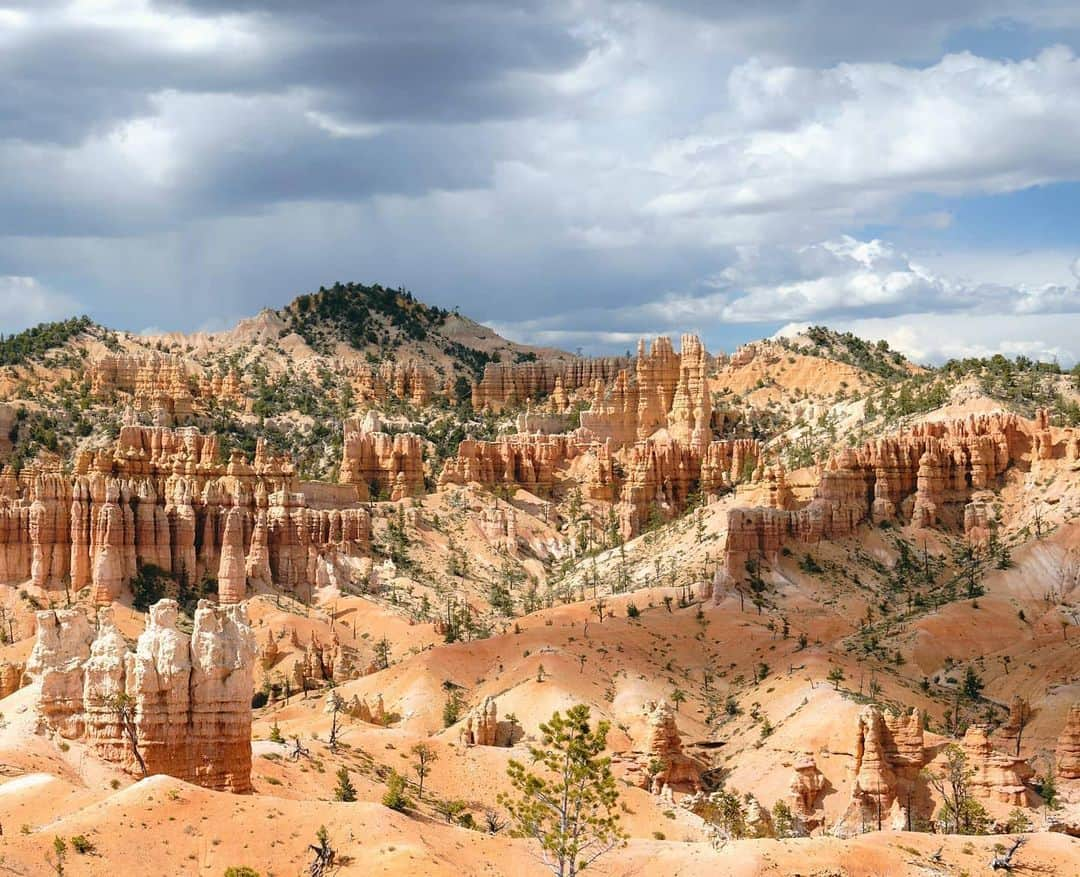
(289, 735, 311, 761)
(326, 691, 343, 752)
(484, 808, 506, 834)
(990, 837, 1025, 871)
(308, 825, 336, 877)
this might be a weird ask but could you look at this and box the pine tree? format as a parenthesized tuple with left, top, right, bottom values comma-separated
(334, 767, 357, 802)
(500, 705, 626, 877)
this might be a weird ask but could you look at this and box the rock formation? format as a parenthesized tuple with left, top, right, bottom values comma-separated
(460, 696, 501, 746)
(1056, 703, 1080, 801)
(26, 608, 95, 737)
(339, 415, 424, 500)
(28, 598, 255, 792)
(439, 434, 583, 497)
(0, 660, 24, 699)
(719, 412, 1050, 584)
(344, 359, 435, 407)
(640, 700, 703, 793)
(790, 754, 827, 825)
(959, 725, 1033, 805)
(472, 356, 628, 413)
(87, 352, 244, 425)
(0, 426, 371, 599)
(217, 506, 248, 603)
(835, 706, 927, 835)
(478, 504, 517, 552)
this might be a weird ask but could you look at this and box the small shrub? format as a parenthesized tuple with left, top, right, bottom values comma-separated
(70, 835, 95, 854)
(382, 770, 411, 811)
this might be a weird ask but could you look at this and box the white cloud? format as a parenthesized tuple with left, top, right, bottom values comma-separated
(0, 276, 82, 332)
(645, 47, 1080, 229)
(618, 237, 1080, 324)
(491, 235, 1080, 364)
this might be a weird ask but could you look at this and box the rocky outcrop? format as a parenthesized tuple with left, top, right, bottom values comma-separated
(997, 695, 1032, 757)
(720, 412, 1048, 584)
(640, 699, 703, 793)
(835, 706, 927, 835)
(217, 506, 248, 603)
(26, 608, 95, 737)
(88, 352, 197, 423)
(578, 335, 713, 449)
(615, 438, 700, 537)
(29, 598, 255, 792)
(189, 600, 258, 791)
(0, 660, 24, 699)
(345, 359, 435, 407)
(439, 434, 584, 497)
(339, 415, 424, 500)
(245, 510, 272, 587)
(0, 426, 371, 598)
(472, 357, 628, 413)
(460, 696, 501, 746)
(960, 725, 1033, 805)
(790, 754, 827, 825)
(478, 504, 517, 552)
(1056, 703, 1080, 801)
(258, 626, 279, 670)
(0, 404, 15, 459)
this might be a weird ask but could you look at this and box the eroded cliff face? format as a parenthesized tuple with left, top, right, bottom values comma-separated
(28, 598, 256, 792)
(439, 434, 587, 497)
(472, 356, 629, 413)
(339, 414, 425, 501)
(344, 359, 435, 408)
(437, 335, 765, 536)
(88, 352, 244, 424)
(0, 426, 371, 601)
(960, 725, 1034, 806)
(717, 411, 1074, 587)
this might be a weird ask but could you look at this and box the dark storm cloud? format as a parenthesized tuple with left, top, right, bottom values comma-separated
(1, 0, 589, 146)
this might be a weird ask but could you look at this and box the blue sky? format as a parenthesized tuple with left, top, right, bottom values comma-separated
(1, 1, 1079, 365)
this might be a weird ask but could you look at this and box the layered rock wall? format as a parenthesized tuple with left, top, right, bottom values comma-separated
(28, 599, 255, 792)
(719, 412, 1053, 584)
(339, 416, 425, 500)
(472, 356, 629, 413)
(0, 426, 370, 599)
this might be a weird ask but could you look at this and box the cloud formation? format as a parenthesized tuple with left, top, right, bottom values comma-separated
(1, 0, 1080, 363)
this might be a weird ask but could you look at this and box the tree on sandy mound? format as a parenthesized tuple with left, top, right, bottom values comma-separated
(500, 704, 626, 877)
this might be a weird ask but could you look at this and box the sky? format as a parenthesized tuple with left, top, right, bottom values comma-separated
(2, 1, 1080, 365)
